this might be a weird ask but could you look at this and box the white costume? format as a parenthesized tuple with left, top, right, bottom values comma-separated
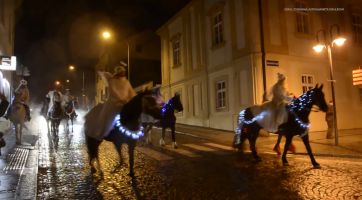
(46, 90, 63, 113)
(249, 73, 293, 133)
(62, 91, 74, 107)
(87, 66, 136, 141)
(15, 80, 30, 106)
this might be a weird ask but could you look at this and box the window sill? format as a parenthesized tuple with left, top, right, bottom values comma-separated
(215, 107, 227, 112)
(172, 63, 182, 69)
(294, 32, 315, 40)
(210, 41, 226, 51)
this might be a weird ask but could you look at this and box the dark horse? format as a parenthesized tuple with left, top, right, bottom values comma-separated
(49, 101, 63, 135)
(142, 94, 183, 149)
(40, 98, 50, 132)
(232, 84, 328, 168)
(64, 99, 79, 133)
(84, 89, 162, 179)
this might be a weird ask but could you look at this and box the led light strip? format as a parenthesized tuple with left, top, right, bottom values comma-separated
(115, 114, 144, 139)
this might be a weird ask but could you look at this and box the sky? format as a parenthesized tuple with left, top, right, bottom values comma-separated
(14, 0, 191, 103)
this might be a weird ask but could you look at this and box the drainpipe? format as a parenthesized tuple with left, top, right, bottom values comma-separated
(258, 0, 267, 93)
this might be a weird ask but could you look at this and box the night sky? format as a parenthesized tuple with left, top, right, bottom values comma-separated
(14, 0, 190, 103)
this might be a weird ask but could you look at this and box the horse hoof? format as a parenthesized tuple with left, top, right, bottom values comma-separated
(313, 164, 321, 169)
(255, 157, 262, 162)
(172, 142, 178, 149)
(159, 139, 165, 146)
(283, 162, 290, 166)
(128, 173, 136, 179)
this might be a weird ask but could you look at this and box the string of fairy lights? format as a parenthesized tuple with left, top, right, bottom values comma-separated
(115, 114, 144, 139)
(235, 91, 313, 136)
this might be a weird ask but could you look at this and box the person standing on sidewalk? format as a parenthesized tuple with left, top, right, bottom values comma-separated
(325, 101, 334, 139)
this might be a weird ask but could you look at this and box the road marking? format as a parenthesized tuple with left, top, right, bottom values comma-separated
(204, 143, 234, 151)
(136, 147, 173, 161)
(182, 144, 231, 155)
(165, 145, 202, 157)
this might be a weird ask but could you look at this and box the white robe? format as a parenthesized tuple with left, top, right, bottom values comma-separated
(15, 86, 30, 106)
(46, 91, 63, 113)
(85, 72, 136, 141)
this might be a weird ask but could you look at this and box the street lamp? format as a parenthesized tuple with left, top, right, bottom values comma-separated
(313, 24, 346, 146)
(103, 32, 110, 38)
(55, 81, 64, 91)
(66, 80, 69, 82)
(69, 66, 74, 70)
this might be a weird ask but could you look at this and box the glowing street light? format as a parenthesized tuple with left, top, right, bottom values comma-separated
(55, 81, 60, 85)
(313, 24, 346, 146)
(66, 80, 69, 82)
(103, 32, 110, 38)
(69, 66, 74, 70)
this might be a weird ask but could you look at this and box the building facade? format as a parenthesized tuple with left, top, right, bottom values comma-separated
(95, 29, 161, 104)
(157, 0, 362, 132)
(0, 0, 16, 131)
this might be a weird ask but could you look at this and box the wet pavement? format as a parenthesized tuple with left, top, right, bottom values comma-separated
(35, 119, 362, 200)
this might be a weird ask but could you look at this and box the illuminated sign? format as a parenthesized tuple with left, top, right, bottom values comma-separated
(353, 69, 362, 86)
(0, 56, 16, 71)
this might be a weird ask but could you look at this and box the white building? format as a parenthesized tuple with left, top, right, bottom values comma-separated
(157, 0, 362, 132)
(0, 0, 15, 131)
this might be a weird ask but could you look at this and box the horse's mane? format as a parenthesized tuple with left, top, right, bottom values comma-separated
(121, 90, 153, 124)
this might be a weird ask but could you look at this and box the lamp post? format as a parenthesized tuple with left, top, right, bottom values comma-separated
(313, 24, 346, 146)
(124, 40, 130, 82)
(69, 66, 85, 109)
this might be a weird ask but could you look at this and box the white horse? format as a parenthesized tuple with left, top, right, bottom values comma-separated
(9, 92, 28, 145)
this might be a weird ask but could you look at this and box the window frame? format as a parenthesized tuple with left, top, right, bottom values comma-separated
(173, 40, 180, 66)
(213, 12, 223, 46)
(216, 80, 226, 109)
(295, 1, 310, 34)
(301, 74, 314, 93)
(352, 14, 362, 43)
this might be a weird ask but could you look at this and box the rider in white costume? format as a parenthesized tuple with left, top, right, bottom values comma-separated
(251, 73, 293, 133)
(90, 65, 136, 141)
(154, 88, 165, 106)
(46, 89, 63, 117)
(5, 80, 31, 121)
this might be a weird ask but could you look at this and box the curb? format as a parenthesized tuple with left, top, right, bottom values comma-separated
(155, 128, 362, 159)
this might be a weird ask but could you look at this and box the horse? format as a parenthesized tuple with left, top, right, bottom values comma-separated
(84, 89, 162, 179)
(232, 84, 328, 168)
(64, 99, 79, 133)
(40, 99, 50, 132)
(49, 101, 63, 135)
(142, 94, 183, 148)
(9, 92, 28, 145)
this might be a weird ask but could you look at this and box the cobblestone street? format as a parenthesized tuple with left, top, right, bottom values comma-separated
(35, 120, 362, 200)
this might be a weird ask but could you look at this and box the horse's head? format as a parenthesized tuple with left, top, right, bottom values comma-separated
(310, 84, 328, 112)
(170, 93, 183, 112)
(120, 88, 161, 131)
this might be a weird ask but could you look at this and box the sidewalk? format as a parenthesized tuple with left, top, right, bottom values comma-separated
(173, 124, 362, 158)
(0, 123, 39, 199)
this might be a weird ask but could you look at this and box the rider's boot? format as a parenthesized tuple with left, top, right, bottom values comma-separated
(172, 142, 178, 149)
(273, 143, 282, 155)
(159, 138, 165, 146)
(288, 143, 296, 153)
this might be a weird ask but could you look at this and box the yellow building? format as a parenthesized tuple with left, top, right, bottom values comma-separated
(0, 0, 16, 131)
(157, 0, 362, 132)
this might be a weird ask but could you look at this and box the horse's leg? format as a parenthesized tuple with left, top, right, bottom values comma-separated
(273, 132, 283, 155)
(159, 127, 166, 146)
(19, 123, 23, 144)
(128, 138, 137, 179)
(146, 124, 152, 144)
(249, 127, 261, 161)
(171, 124, 177, 149)
(110, 131, 123, 172)
(14, 124, 19, 144)
(301, 134, 320, 168)
(282, 134, 293, 166)
(85, 134, 102, 174)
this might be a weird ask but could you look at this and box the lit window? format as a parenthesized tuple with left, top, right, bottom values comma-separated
(213, 13, 223, 45)
(302, 75, 314, 93)
(353, 15, 362, 43)
(295, 1, 310, 34)
(216, 81, 226, 109)
(173, 40, 180, 66)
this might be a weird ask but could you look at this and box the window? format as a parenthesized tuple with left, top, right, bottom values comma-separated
(136, 44, 142, 52)
(216, 81, 226, 109)
(302, 75, 314, 93)
(295, 1, 310, 34)
(173, 40, 180, 66)
(213, 12, 223, 45)
(353, 15, 362, 43)
(359, 88, 362, 104)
